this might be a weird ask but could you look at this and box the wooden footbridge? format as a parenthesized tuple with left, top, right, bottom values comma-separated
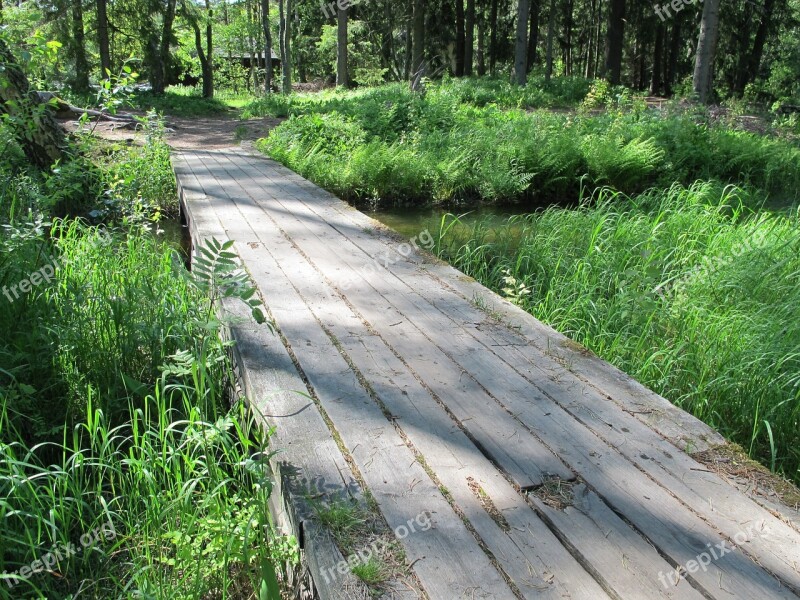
(173, 147, 800, 600)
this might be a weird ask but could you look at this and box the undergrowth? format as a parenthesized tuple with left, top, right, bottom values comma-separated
(0, 117, 295, 597)
(249, 80, 800, 208)
(132, 85, 253, 117)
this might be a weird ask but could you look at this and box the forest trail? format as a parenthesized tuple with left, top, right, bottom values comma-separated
(61, 113, 281, 149)
(173, 146, 800, 600)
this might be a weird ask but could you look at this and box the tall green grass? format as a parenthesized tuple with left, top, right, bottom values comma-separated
(252, 81, 800, 207)
(241, 76, 594, 120)
(1, 120, 295, 597)
(0, 223, 297, 598)
(434, 182, 800, 481)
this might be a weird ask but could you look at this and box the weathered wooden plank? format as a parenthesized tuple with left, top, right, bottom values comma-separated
(188, 151, 515, 600)
(209, 169, 611, 598)
(368, 261, 800, 590)
(529, 484, 706, 600)
(320, 281, 796, 596)
(414, 258, 725, 452)
(363, 257, 800, 593)
(177, 149, 800, 600)
(175, 152, 376, 600)
(233, 149, 800, 593)
(215, 150, 574, 490)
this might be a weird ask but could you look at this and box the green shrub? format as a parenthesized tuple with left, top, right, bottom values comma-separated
(252, 80, 800, 208)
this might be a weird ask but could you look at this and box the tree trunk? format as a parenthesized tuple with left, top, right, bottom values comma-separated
(650, 23, 664, 95)
(594, 0, 602, 77)
(97, 0, 111, 77)
(665, 18, 680, 94)
(204, 0, 213, 97)
(583, 0, 595, 77)
(261, 0, 272, 93)
(189, 1, 213, 98)
(514, 0, 530, 85)
(692, 0, 720, 103)
(337, 4, 349, 86)
(411, 0, 425, 80)
(280, 0, 292, 93)
(71, 0, 89, 92)
(732, 11, 753, 96)
(248, 0, 257, 92)
(382, 2, 396, 78)
(455, 0, 465, 75)
(527, 0, 539, 71)
(0, 37, 67, 169)
(489, 0, 497, 74)
(404, 0, 413, 79)
(465, 0, 475, 75)
(635, 3, 648, 90)
(603, 0, 625, 84)
(156, 0, 177, 93)
(545, 0, 555, 82)
(477, 2, 486, 75)
(562, 0, 572, 75)
(747, 0, 776, 90)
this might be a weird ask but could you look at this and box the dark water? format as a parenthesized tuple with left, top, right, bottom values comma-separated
(364, 205, 529, 240)
(149, 217, 192, 265)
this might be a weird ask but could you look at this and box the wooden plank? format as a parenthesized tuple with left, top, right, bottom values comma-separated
(200, 150, 800, 600)
(176, 153, 375, 600)
(212, 181, 611, 598)
(368, 260, 800, 593)
(235, 149, 800, 593)
(202, 152, 603, 599)
(214, 150, 574, 490)
(529, 484, 706, 600)
(187, 150, 515, 600)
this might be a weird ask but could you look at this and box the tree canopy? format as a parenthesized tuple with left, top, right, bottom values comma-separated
(0, 0, 798, 103)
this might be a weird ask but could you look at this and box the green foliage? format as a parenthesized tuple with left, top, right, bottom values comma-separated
(1, 101, 289, 597)
(0, 23, 62, 90)
(251, 80, 800, 208)
(95, 114, 177, 220)
(434, 182, 800, 482)
(0, 218, 293, 598)
(0, 382, 296, 598)
(317, 21, 387, 86)
(132, 85, 252, 117)
(351, 558, 389, 586)
(192, 237, 268, 325)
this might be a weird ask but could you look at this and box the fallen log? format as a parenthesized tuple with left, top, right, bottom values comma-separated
(35, 91, 140, 122)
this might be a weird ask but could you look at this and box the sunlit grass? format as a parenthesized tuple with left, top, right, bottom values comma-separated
(132, 85, 256, 117)
(251, 80, 800, 208)
(0, 121, 294, 598)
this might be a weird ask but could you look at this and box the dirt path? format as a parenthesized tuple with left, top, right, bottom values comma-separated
(62, 114, 283, 150)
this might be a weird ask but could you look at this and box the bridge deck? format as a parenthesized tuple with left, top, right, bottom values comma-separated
(173, 147, 800, 600)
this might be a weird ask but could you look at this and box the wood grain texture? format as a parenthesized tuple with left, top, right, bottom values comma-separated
(174, 148, 800, 600)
